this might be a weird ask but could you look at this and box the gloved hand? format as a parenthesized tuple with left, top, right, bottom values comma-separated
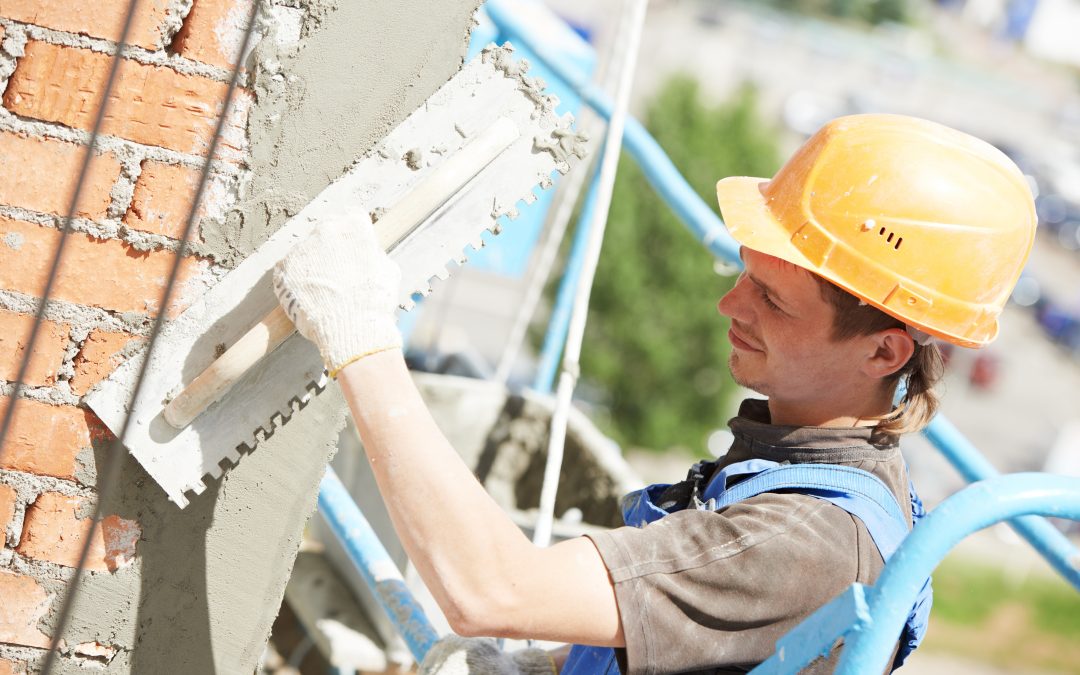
(273, 214, 402, 376)
(419, 636, 557, 675)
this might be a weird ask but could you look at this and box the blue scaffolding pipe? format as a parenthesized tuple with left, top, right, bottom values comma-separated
(924, 416, 1080, 590)
(318, 467, 439, 662)
(751, 474, 1080, 674)
(533, 160, 604, 394)
(836, 474, 1080, 674)
(484, 0, 741, 265)
(749, 585, 872, 675)
(485, 0, 1080, 591)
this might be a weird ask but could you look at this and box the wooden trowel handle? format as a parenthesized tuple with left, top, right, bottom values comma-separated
(161, 117, 520, 429)
(162, 305, 295, 428)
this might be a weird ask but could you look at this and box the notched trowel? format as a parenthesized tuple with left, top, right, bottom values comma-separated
(86, 44, 588, 508)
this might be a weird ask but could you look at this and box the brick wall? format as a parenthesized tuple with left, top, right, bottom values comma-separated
(0, 1, 250, 670)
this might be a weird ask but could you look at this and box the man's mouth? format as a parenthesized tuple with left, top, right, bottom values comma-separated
(728, 324, 763, 352)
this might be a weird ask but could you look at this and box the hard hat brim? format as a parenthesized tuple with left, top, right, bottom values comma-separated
(715, 176, 820, 274)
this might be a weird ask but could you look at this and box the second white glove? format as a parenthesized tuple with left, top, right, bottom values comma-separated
(419, 636, 556, 675)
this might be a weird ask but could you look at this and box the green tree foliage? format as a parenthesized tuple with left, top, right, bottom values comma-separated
(579, 77, 781, 453)
(763, 0, 911, 25)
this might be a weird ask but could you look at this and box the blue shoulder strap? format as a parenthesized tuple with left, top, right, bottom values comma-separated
(572, 462, 931, 674)
(703, 461, 930, 669)
(703, 463, 910, 560)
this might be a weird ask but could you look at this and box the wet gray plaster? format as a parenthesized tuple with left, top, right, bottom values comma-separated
(50, 385, 347, 673)
(202, 0, 484, 265)
(49, 0, 484, 671)
(160, 0, 196, 50)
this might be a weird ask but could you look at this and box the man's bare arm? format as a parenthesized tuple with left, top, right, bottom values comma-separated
(273, 216, 623, 646)
(339, 348, 624, 647)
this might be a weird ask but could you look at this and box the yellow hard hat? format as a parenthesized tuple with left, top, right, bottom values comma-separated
(716, 114, 1037, 348)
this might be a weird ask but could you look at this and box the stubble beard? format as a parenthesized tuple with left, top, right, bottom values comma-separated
(728, 351, 768, 396)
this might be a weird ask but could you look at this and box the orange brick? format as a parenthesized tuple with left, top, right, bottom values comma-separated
(4, 41, 249, 157)
(173, 0, 254, 69)
(0, 483, 16, 535)
(0, 216, 207, 315)
(70, 330, 139, 396)
(0, 570, 52, 649)
(0, 131, 122, 220)
(123, 161, 203, 238)
(0, 309, 69, 387)
(17, 493, 140, 572)
(0, 397, 95, 480)
(0, 658, 18, 675)
(1, 0, 174, 50)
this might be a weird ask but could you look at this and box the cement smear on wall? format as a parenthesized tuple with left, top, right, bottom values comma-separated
(53, 0, 483, 671)
(203, 0, 484, 266)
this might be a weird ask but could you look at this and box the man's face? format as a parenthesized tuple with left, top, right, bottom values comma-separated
(716, 248, 869, 412)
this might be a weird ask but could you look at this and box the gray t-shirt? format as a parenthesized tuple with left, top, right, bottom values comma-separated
(587, 399, 911, 675)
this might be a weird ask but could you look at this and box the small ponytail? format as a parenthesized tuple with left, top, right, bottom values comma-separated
(876, 343, 945, 435)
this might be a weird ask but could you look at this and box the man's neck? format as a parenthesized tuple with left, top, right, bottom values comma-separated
(766, 392, 894, 428)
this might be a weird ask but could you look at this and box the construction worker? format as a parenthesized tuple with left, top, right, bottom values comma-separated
(273, 114, 1036, 673)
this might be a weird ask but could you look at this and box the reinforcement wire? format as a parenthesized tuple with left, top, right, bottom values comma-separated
(39, 2, 263, 672)
(0, 0, 143, 468)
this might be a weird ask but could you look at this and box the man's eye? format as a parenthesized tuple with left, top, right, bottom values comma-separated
(760, 288, 781, 311)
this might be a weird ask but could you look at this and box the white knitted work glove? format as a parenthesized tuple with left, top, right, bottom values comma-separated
(419, 636, 556, 675)
(273, 214, 403, 376)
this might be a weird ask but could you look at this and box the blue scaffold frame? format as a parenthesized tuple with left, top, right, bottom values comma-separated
(318, 467, 439, 662)
(750, 474, 1080, 674)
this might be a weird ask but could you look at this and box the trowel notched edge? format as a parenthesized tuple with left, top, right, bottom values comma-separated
(85, 43, 588, 508)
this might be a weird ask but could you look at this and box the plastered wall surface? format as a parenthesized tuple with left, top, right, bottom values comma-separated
(213, 0, 488, 266)
(0, 0, 482, 672)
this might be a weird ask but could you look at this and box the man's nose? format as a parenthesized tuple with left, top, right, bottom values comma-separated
(717, 274, 750, 321)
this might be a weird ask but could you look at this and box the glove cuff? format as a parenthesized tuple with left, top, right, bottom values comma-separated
(322, 315, 403, 376)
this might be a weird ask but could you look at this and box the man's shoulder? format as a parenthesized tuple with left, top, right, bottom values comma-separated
(721, 439, 911, 512)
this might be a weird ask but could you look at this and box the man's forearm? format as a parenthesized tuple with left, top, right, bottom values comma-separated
(337, 349, 542, 632)
(274, 216, 621, 645)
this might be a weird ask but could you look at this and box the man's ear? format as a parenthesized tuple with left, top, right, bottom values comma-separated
(861, 328, 915, 380)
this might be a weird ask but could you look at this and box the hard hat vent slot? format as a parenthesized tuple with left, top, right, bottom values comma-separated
(877, 226, 903, 250)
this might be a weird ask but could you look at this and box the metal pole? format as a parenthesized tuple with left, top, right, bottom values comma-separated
(531, 170, 602, 394)
(318, 467, 439, 662)
(494, 131, 599, 387)
(493, 16, 619, 387)
(835, 474, 1080, 675)
(532, 0, 649, 548)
